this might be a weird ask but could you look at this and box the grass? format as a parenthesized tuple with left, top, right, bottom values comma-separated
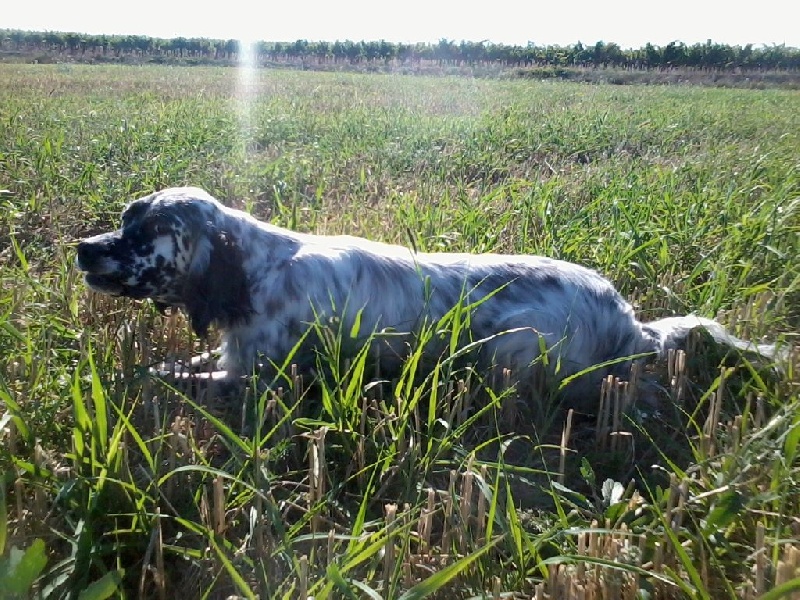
(0, 63, 799, 599)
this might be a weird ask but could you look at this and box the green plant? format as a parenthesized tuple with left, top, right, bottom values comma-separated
(1, 64, 797, 598)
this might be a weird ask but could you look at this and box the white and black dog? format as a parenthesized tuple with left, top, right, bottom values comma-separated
(76, 187, 781, 408)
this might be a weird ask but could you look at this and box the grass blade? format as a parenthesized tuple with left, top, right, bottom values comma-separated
(396, 537, 501, 600)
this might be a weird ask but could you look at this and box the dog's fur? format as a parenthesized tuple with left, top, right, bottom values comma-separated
(77, 187, 780, 408)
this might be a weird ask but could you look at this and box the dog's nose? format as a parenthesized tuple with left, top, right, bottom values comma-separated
(77, 240, 92, 260)
(76, 239, 102, 271)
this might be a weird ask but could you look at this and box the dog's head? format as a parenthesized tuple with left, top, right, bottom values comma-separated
(77, 187, 251, 335)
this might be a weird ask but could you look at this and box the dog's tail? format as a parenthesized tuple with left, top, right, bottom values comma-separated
(641, 315, 784, 363)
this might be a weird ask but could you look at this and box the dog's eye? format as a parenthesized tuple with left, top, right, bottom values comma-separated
(148, 222, 171, 236)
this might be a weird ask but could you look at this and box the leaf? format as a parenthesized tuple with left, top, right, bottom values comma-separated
(704, 489, 744, 533)
(579, 457, 596, 489)
(2, 539, 47, 595)
(71, 366, 90, 459)
(559, 351, 655, 389)
(784, 417, 800, 463)
(659, 515, 711, 600)
(396, 537, 501, 600)
(0, 388, 31, 444)
(325, 563, 361, 599)
(348, 578, 383, 600)
(207, 535, 256, 600)
(0, 321, 26, 343)
(77, 569, 125, 600)
(0, 412, 13, 435)
(88, 351, 108, 454)
(0, 480, 6, 556)
(601, 479, 625, 507)
(349, 307, 364, 339)
(550, 480, 587, 504)
(758, 577, 800, 600)
(173, 391, 251, 456)
(10, 235, 28, 272)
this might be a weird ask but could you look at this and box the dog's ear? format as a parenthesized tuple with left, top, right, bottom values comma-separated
(182, 225, 252, 337)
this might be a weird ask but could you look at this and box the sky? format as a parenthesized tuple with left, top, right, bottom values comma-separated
(3, 0, 799, 49)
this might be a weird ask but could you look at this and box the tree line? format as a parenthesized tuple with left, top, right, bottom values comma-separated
(2, 29, 799, 72)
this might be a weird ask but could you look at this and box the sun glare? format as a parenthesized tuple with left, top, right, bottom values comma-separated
(236, 36, 258, 152)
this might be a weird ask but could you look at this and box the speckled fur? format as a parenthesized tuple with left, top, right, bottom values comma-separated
(77, 187, 780, 408)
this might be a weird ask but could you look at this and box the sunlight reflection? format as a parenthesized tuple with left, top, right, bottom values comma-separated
(236, 37, 257, 152)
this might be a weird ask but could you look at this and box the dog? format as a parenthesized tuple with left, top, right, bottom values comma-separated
(76, 187, 782, 409)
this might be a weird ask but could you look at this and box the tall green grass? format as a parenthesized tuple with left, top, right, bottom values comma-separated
(0, 63, 798, 598)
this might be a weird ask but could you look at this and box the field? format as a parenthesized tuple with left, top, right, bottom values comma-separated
(0, 63, 799, 599)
